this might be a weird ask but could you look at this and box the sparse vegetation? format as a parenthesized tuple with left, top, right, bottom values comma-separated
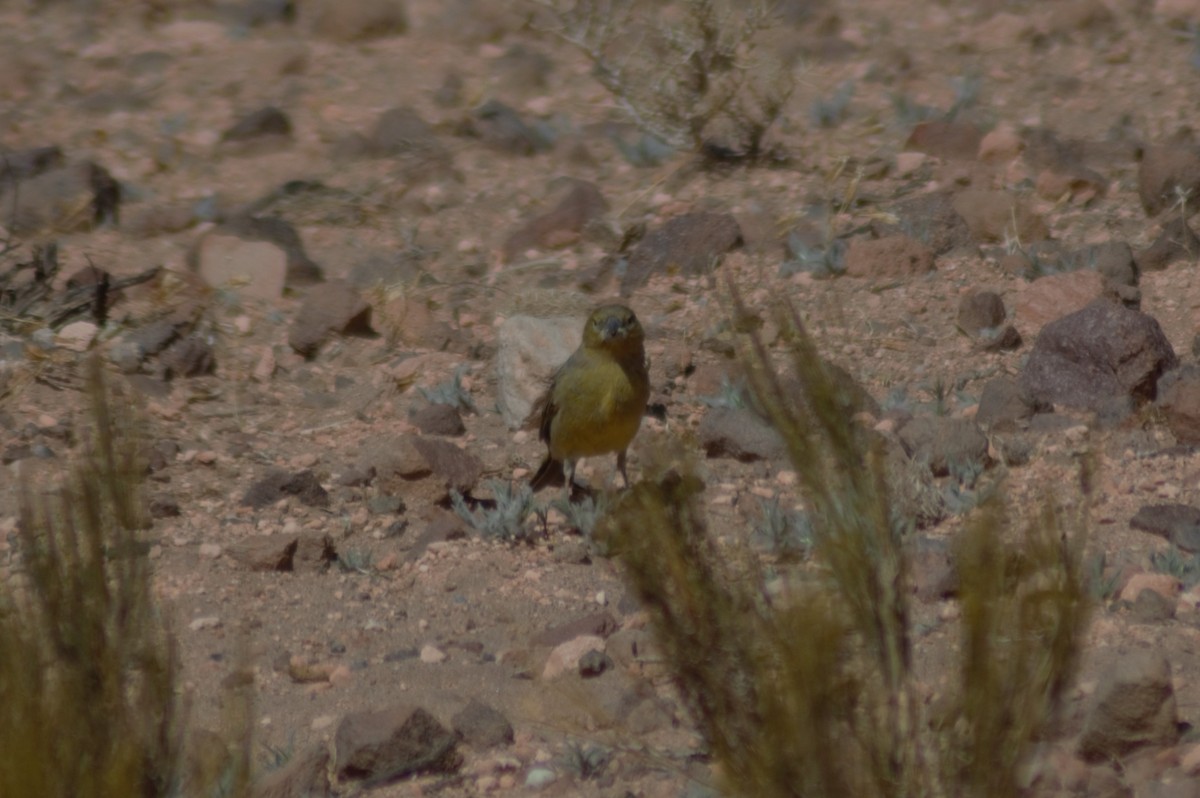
(535, 0, 793, 163)
(0, 358, 250, 798)
(451, 479, 540, 542)
(600, 295, 1090, 797)
(419, 365, 477, 414)
(1150, 545, 1200, 588)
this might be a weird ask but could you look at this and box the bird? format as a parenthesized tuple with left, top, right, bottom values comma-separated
(529, 303, 650, 495)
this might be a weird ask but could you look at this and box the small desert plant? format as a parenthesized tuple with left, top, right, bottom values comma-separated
(0, 358, 251, 798)
(536, 0, 793, 163)
(601, 293, 1090, 797)
(418, 365, 477, 414)
(1150, 545, 1200, 588)
(751, 497, 812, 559)
(809, 79, 855, 129)
(778, 228, 847, 279)
(550, 492, 610, 537)
(337, 547, 374, 575)
(451, 479, 539, 542)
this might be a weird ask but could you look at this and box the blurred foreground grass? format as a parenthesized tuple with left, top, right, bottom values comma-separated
(601, 295, 1090, 797)
(0, 358, 249, 798)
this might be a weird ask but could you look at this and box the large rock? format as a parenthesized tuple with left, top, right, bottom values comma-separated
(1079, 652, 1180, 761)
(332, 705, 459, 783)
(0, 160, 119, 234)
(697, 407, 787, 462)
(495, 315, 580, 429)
(621, 212, 743, 293)
(503, 179, 608, 261)
(1018, 300, 1177, 413)
(844, 234, 935, 278)
(897, 416, 989, 476)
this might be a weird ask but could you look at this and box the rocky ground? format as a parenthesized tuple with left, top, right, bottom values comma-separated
(7, 0, 1200, 796)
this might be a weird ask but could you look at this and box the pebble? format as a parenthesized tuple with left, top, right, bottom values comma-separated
(420, 644, 446, 664)
(198, 543, 222, 558)
(189, 616, 221, 631)
(524, 767, 557, 789)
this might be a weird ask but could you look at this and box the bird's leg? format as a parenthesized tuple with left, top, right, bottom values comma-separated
(617, 449, 630, 488)
(564, 458, 578, 503)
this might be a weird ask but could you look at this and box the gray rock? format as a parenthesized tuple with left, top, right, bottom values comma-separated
(222, 106, 292, 143)
(1130, 588, 1175, 624)
(451, 699, 513, 750)
(1079, 241, 1138, 286)
(532, 611, 619, 647)
(241, 469, 330, 509)
(897, 416, 988, 477)
(161, 334, 215, 379)
(697, 406, 787, 462)
(957, 290, 1007, 335)
(1018, 300, 1177, 413)
(226, 534, 336, 573)
(333, 705, 459, 783)
(252, 743, 330, 798)
(1138, 142, 1200, 216)
(495, 315, 580, 429)
(976, 376, 1048, 429)
(1129, 504, 1200, 553)
(370, 106, 444, 158)
(411, 436, 482, 494)
(503, 179, 608, 262)
(468, 100, 551, 155)
(212, 215, 323, 285)
(1079, 651, 1180, 761)
(288, 280, 375, 357)
(880, 192, 972, 255)
(621, 212, 742, 293)
(1136, 218, 1200, 273)
(408, 403, 465, 436)
(0, 160, 119, 235)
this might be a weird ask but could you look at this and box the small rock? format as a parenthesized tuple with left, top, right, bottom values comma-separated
(532, 611, 619, 647)
(420, 645, 447, 664)
(241, 469, 330, 509)
(55, 320, 98, 352)
(1138, 142, 1200, 216)
(1130, 588, 1175, 623)
(189, 616, 221, 631)
(221, 106, 292, 146)
(451, 699, 514, 749)
(194, 233, 289, 300)
(503, 179, 608, 261)
(332, 704, 460, 783)
(0, 160, 119, 235)
(305, 0, 408, 41)
(409, 403, 465, 436)
(977, 124, 1024, 162)
(1078, 651, 1180, 761)
(288, 280, 375, 357)
(467, 100, 551, 156)
(578, 649, 612, 678)
(880, 192, 972, 255)
(524, 767, 557, 790)
(161, 334, 216, 379)
(844, 234, 935, 278)
(897, 416, 989, 476)
(198, 542, 221, 558)
(904, 119, 983, 160)
(1136, 217, 1200, 273)
(952, 189, 1047, 244)
(621, 211, 743, 294)
(1015, 269, 1110, 333)
(976, 376, 1048, 429)
(956, 290, 1007, 335)
(1119, 572, 1181, 604)
(542, 635, 605, 680)
(412, 437, 483, 494)
(697, 406, 787, 462)
(1130, 503, 1200, 553)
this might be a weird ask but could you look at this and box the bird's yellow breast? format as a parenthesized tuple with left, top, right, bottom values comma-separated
(547, 353, 648, 460)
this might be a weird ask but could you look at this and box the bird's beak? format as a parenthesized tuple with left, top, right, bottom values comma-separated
(602, 316, 624, 339)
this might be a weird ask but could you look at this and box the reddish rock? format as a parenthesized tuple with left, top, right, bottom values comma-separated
(1015, 269, 1109, 332)
(844, 234, 935, 278)
(904, 120, 983, 160)
(952, 189, 1048, 244)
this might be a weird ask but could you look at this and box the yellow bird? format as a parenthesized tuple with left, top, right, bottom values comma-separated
(529, 304, 650, 494)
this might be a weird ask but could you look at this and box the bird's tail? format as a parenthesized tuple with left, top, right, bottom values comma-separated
(529, 456, 564, 490)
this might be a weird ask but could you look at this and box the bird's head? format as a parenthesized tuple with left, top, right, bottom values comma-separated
(583, 304, 645, 354)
